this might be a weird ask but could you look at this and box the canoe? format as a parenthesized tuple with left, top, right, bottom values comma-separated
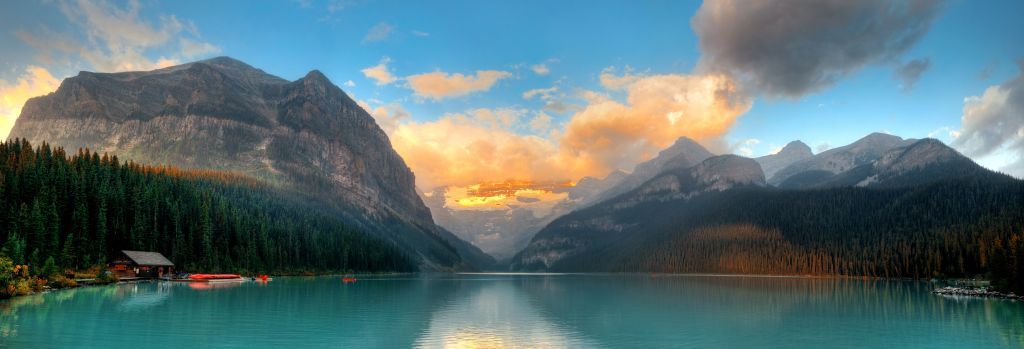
(189, 273, 243, 280)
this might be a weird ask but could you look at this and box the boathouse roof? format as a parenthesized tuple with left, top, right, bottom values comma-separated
(121, 250, 174, 267)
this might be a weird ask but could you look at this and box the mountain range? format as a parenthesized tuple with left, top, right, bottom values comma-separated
(10, 57, 1021, 282)
(510, 133, 1023, 276)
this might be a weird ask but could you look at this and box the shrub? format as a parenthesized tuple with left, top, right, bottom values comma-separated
(47, 275, 78, 289)
(0, 255, 35, 298)
(94, 269, 119, 284)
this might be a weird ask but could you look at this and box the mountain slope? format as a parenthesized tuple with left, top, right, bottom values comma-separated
(781, 138, 999, 189)
(510, 136, 1024, 283)
(755, 140, 813, 180)
(9, 57, 492, 270)
(582, 137, 714, 206)
(769, 133, 913, 186)
(510, 155, 765, 270)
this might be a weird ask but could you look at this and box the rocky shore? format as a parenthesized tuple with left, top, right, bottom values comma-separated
(932, 286, 1023, 300)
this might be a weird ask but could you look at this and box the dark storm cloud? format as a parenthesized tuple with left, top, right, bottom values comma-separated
(692, 0, 944, 98)
(895, 58, 931, 91)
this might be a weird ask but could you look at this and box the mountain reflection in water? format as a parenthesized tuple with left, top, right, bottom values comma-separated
(0, 274, 1021, 348)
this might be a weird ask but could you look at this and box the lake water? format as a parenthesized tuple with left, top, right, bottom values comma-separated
(1, 274, 1022, 348)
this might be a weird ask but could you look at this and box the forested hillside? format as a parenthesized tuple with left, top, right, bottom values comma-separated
(0, 139, 413, 274)
(527, 178, 1024, 293)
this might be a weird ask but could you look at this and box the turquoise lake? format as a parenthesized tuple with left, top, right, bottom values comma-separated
(1, 274, 1023, 348)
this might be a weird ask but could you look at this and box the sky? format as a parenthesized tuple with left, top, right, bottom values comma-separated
(1, 0, 1022, 190)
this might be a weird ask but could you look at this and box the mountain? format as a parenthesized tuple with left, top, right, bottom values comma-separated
(768, 133, 913, 186)
(510, 155, 765, 270)
(9, 57, 492, 271)
(754, 140, 812, 179)
(510, 135, 1024, 284)
(779, 138, 997, 189)
(582, 137, 714, 206)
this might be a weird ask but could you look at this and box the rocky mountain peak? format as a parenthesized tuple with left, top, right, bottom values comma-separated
(779, 140, 812, 156)
(8, 57, 491, 270)
(874, 138, 966, 174)
(692, 155, 766, 190)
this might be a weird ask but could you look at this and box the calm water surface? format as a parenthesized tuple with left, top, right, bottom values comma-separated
(1, 274, 1022, 348)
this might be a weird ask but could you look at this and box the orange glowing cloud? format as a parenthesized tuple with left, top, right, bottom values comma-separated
(370, 70, 751, 190)
(406, 70, 512, 100)
(0, 66, 62, 138)
(556, 72, 751, 177)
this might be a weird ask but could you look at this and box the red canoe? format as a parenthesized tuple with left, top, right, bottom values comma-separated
(189, 273, 243, 280)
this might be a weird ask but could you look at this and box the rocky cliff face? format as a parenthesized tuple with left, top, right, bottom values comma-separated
(9, 57, 490, 270)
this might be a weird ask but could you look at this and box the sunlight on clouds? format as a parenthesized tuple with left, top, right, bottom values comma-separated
(387, 109, 560, 189)
(0, 67, 62, 139)
(361, 57, 397, 85)
(367, 70, 750, 189)
(406, 70, 512, 100)
(556, 72, 752, 178)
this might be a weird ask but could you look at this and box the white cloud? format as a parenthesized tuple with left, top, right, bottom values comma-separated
(531, 64, 550, 76)
(363, 22, 395, 43)
(344, 80, 356, 87)
(411, 30, 430, 37)
(522, 86, 558, 100)
(953, 62, 1024, 177)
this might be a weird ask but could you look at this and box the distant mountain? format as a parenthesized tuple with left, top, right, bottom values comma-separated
(511, 154, 765, 270)
(769, 133, 913, 186)
(755, 140, 812, 180)
(9, 57, 492, 271)
(779, 138, 997, 189)
(567, 170, 627, 201)
(582, 137, 714, 206)
(510, 135, 1024, 284)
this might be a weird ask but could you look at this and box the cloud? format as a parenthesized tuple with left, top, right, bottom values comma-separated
(358, 100, 410, 134)
(364, 68, 751, 189)
(343, 80, 356, 87)
(529, 112, 553, 133)
(894, 58, 931, 90)
(732, 138, 761, 157)
(16, 0, 218, 72)
(382, 108, 558, 189)
(816, 143, 831, 153)
(411, 30, 430, 37)
(361, 57, 397, 85)
(522, 86, 558, 100)
(363, 22, 395, 43)
(406, 70, 512, 100)
(953, 62, 1024, 177)
(0, 66, 62, 138)
(531, 64, 550, 76)
(692, 0, 943, 98)
(555, 72, 751, 176)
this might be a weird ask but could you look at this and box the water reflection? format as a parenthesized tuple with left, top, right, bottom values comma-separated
(0, 275, 1020, 348)
(414, 280, 598, 348)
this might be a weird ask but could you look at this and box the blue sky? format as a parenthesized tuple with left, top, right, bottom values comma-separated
(1, 0, 1022, 187)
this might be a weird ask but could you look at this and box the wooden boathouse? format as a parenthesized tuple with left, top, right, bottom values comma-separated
(110, 250, 175, 279)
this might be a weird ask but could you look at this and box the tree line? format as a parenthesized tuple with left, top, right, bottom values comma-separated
(551, 179, 1024, 293)
(0, 139, 414, 276)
